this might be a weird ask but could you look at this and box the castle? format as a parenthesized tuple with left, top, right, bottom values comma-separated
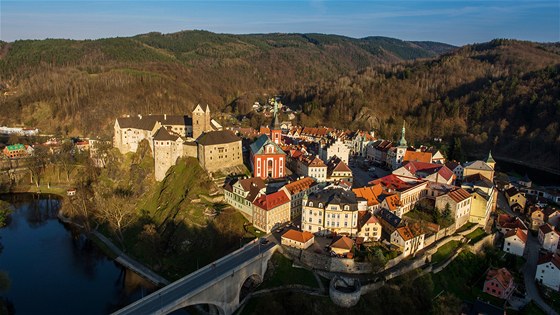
(114, 105, 243, 181)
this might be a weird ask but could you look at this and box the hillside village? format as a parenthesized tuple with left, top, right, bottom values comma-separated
(109, 100, 560, 311)
(1, 100, 559, 313)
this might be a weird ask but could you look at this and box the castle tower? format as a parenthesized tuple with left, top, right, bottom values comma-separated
(192, 104, 211, 139)
(270, 101, 282, 144)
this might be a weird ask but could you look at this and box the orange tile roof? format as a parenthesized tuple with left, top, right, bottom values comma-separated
(448, 188, 471, 203)
(395, 226, 415, 241)
(253, 190, 290, 211)
(330, 236, 354, 250)
(384, 194, 402, 211)
(403, 151, 432, 163)
(352, 185, 382, 206)
(282, 229, 314, 243)
(283, 177, 316, 195)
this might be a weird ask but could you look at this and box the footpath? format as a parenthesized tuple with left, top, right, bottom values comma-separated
(91, 231, 170, 286)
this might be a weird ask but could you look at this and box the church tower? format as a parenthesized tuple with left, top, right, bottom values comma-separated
(270, 101, 282, 144)
(395, 120, 407, 167)
(486, 150, 496, 169)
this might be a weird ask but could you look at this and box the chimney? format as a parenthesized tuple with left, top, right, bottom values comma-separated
(164, 114, 167, 120)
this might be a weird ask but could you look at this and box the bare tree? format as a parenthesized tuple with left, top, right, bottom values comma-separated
(95, 194, 137, 249)
(27, 145, 49, 188)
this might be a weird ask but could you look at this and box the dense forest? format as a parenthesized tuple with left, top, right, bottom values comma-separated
(284, 39, 560, 169)
(0, 31, 453, 135)
(0, 32, 559, 170)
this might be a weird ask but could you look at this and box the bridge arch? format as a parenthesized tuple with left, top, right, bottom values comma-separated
(166, 301, 226, 315)
(239, 273, 263, 303)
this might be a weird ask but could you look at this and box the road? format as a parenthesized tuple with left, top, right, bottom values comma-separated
(496, 190, 515, 216)
(523, 232, 558, 315)
(112, 240, 276, 315)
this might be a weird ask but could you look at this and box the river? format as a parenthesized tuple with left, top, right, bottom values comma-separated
(0, 194, 157, 315)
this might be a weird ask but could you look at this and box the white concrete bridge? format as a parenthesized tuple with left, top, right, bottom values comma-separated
(112, 240, 277, 315)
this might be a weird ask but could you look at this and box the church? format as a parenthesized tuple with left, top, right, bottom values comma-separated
(250, 102, 287, 179)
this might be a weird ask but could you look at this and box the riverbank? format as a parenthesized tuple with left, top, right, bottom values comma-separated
(56, 209, 170, 287)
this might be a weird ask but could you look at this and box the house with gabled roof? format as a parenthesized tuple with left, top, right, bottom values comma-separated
(462, 173, 496, 226)
(281, 229, 315, 249)
(496, 214, 528, 235)
(394, 161, 455, 185)
(280, 177, 319, 219)
(483, 268, 515, 299)
(505, 186, 527, 213)
(381, 194, 404, 218)
(330, 235, 354, 256)
(536, 253, 560, 291)
(538, 223, 560, 253)
(427, 183, 472, 229)
(352, 184, 383, 211)
(503, 228, 527, 257)
(376, 208, 403, 237)
(252, 190, 291, 233)
(445, 161, 463, 182)
(326, 156, 353, 183)
(223, 177, 266, 219)
(391, 223, 425, 257)
(357, 212, 382, 242)
(370, 174, 428, 214)
(403, 150, 432, 164)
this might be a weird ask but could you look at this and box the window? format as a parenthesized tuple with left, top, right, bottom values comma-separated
(319, 203, 323, 208)
(309, 202, 313, 207)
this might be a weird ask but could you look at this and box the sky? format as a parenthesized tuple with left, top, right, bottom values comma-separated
(1, 0, 559, 45)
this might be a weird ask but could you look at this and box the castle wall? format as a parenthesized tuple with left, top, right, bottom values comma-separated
(198, 141, 243, 173)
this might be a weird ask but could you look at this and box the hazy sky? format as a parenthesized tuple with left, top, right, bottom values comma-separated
(1, 0, 558, 45)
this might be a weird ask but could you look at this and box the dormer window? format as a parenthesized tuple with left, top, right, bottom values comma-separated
(318, 203, 323, 208)
(308, 202, 313, 207)
(344, 205, 349, 210)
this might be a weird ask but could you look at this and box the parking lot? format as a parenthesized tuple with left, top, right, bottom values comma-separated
(350, 156, 390, 188)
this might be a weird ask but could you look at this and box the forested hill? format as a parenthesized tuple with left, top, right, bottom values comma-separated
(0, 31, 453, 135)
(283, 39, 560, 170)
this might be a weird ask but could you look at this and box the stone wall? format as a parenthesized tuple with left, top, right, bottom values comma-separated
(283, 246, 372, 274)
(329, 276, 361, 308)
(199, 141, 243, 173)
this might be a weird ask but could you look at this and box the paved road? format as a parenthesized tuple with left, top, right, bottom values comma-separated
(523, 232, 558, 315)
(112, 240, 276, 315)
(496, 191, 515, 216)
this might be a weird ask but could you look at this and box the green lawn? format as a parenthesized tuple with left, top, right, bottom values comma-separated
(431, 240, 461, 265)
(457, 222, 476, 233)
(466, 228, 487, 244)
(259, 253, 319, 289)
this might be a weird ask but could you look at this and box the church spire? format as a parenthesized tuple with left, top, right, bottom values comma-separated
(271, 100, 281, 130)
(398, 120, 407, 147)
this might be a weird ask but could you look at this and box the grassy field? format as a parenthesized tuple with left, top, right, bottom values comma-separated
(457, 222, 476, 233)
(259, 253, 319, 290)
(431, 240, 461, 265)
(465, 228, 487, 244)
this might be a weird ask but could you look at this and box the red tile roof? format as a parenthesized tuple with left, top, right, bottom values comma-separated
(504, 228, 527, 243)
(537, 253, 560, 269)
(369, 174, 415, 192)
(486, 268, 514, 290)
(282, 229, 314, 243)
(253, 190, 290, 211)
(395, 226, 415, 241)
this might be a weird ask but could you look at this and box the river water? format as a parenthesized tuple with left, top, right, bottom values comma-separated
(0, 194, 156, 315)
